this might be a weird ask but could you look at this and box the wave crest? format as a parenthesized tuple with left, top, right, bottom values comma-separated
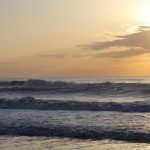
(0, 97, 150, 112)
(0, 79, 150, 95)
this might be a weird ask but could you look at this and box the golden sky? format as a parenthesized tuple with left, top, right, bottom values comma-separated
(0, 0, 150, 78)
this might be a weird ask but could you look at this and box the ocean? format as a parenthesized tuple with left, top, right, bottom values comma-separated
(0, 77, 150, 149)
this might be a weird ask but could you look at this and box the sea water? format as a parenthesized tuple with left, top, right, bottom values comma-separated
(0, 78, 150, 149)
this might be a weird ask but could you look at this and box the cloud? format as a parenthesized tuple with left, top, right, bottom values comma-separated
(94, 48, 147, 58)
(78, 26, 150, 58)
(138, 26, 150, 31)
(0, 62, 18, 65)
(37, 54, 65, 58)
(80, 29, 150, 50)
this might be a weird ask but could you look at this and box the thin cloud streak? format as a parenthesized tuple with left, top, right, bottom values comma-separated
(94, 48, 147, 58)
(0, 62, 18, 65)
(37, 54, 65, 58)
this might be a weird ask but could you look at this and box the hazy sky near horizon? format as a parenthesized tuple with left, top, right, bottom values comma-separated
(0, 0, 150, 78)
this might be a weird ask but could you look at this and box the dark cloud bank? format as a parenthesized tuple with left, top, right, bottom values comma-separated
(79, 26, 150, 58)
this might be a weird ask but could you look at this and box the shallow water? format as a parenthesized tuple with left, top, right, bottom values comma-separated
(0, 136, 150, 150)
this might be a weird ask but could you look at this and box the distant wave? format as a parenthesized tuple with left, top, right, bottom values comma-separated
(0, 79, 150, 95)
(0, 123, 150, 143)
(0, 97, 150, 112)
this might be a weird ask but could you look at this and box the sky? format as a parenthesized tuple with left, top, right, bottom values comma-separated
(0, 0, 150, 78)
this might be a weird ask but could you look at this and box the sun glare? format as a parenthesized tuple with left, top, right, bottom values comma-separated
(139, 3, 150, 24)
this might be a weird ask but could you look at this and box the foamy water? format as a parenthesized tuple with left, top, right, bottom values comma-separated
(1, 136, 150, 150)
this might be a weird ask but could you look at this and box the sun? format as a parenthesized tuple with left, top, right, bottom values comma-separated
(139, 3, 150, 24)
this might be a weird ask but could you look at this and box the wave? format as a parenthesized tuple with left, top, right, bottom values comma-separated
(0, 97, 150, 112)
(0, 79, 150, 95)
(0, 123, 150, 143)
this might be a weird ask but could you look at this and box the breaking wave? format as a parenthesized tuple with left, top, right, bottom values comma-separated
(0, 108, 150, 143)
(0, 79, 150, 95)
(0, 97, 150, 112)
(1, 124, 150, 143)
